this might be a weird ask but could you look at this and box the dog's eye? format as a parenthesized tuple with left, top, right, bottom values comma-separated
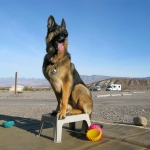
(48, 28, 55, 33)
(59, 39, 65, 43)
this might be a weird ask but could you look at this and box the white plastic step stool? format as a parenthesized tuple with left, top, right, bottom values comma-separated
(37, 113, 91, 143)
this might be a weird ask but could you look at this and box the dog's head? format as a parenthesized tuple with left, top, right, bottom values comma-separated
(45, 15, 68, 56)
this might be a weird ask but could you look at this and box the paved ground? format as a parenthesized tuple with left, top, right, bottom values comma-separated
(0, 115, 150, 150)
(0, 98, 150, 106)
(0, 90, 150, 149)
(1, 90, 150, 105)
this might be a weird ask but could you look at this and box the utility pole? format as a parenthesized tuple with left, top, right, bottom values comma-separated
(14, 72, 17, 94)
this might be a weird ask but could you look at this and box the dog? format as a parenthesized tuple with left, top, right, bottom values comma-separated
(42, 15, 93, 131)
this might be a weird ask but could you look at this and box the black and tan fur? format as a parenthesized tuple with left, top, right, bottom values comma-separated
(42, 16, 93, 130)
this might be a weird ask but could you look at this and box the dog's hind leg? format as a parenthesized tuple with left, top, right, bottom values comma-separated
(69, 84, 93, 132)
(67, 109, 83, 114)
(70, 84, 93, 115)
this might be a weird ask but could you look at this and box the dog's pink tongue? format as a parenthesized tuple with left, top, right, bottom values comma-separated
(58, 43, 64, 51)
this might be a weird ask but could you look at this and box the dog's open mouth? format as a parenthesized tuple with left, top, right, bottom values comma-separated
(52, 30, 68, 52)
(55, 38, 66, 51)
(57, 42, 64, 51)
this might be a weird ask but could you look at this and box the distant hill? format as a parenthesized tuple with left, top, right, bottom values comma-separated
(80, 75, 110, 84)
(0, 75, 110, 87)
(88, 77, 150, 90)
(0, 78, 49, 87)
(139, 77, 150, 81)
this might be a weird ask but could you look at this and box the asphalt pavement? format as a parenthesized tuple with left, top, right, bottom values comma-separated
(0, 98, 150, 106)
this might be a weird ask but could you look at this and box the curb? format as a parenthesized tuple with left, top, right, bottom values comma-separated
(96, 94, 111, 98)
(122, 93, 132, 96)
(91, 119, 150, 130)
(133, 91, 145, 94)
(111, 94, 122, 96)
(96, 91, 146, 98)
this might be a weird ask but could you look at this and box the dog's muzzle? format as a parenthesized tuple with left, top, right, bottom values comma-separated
(53, 30, 68, 51)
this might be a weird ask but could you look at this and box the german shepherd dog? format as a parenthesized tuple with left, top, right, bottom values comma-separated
(42, 15, 93, 131)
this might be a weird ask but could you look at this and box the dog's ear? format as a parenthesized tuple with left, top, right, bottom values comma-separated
(47, 15, 57, 29)
(61, 18, 66, 28)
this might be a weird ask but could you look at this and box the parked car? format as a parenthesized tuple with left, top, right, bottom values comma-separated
(91, 86, 101, 91)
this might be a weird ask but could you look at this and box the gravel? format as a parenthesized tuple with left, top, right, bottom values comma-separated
(92, 105, 150, 127)
(0, 91, 150, 127)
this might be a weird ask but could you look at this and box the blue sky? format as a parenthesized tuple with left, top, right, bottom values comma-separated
(0, 0, 150, 78)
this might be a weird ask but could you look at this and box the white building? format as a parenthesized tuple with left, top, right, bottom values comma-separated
(9, 85, 24, 92)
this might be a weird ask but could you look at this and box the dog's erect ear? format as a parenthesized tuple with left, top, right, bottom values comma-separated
(47, 15, 57, 29)
(61, 18, 66, 28)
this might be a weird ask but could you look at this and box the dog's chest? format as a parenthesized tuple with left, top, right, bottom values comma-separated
(46, 64, 60, 77)
(46, 65, 62, 92)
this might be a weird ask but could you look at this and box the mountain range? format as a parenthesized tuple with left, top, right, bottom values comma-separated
(0, 75, 110, 87)
(0, 75, 150, 88)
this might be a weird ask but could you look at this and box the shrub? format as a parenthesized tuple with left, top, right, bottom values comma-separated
(23, 86, 35, 91)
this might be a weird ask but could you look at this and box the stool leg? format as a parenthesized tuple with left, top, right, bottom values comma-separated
(81, 115, 91, 133)
(38, 121, 44, 136)
(69, 122, 75, 130)
(81, 120, 88, 133)
(86, 117, 91, 127)
(53, 120, 62, 143)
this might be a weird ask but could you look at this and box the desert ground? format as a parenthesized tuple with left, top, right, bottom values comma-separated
(0, 90, 150, 127)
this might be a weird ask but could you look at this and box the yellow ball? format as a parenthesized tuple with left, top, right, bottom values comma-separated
(86, 129, 102, 142)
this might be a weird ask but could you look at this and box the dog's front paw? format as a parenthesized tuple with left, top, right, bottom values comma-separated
(57, 110, 66, 119)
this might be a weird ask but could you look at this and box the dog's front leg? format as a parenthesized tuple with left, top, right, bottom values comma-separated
(57, 81, 71, 119)
(51, 91, 61, 115)
(51, 102, 60, 115)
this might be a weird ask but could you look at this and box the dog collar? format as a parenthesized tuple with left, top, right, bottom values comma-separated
(51, 55, 67, 74)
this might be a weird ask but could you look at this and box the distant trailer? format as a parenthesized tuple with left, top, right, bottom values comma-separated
(106, 84, 121, 91)
(9, 85, 24, 92)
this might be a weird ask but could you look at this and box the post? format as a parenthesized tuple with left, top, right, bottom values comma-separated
(14, 72, 17, 94)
